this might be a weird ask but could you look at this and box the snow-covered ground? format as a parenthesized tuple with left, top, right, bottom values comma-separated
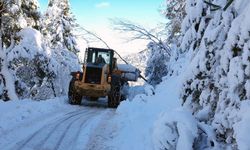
(106, 56, 197, 150)
(0, 57, 186, 150)
(108, 76, 183, 150)
(0, 97, 115, 150)
(0, 68, 184, 150)
(1, 53, 250, 150)
(1, 0, 250, 149)
(0, 53, 189, 150)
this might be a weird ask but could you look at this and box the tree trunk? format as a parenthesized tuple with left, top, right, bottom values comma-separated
(0, 1, 18, 100)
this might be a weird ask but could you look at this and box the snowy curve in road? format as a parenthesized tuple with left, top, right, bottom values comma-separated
(0, 97, 115, 150)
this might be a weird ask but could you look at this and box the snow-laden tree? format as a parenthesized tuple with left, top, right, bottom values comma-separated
(42, 0, 79, 54)
(145, 42, 169, 85)
(0, 0, 80, 101)
(6, 27, 80, 100)
(163, 0, 186, 41)
(0, 0, 40, 47)
(0, 0, 27, 100)
(178, 0, 250, 149)
(154, 0, 250, 149)
(20, 0, 41, 29)
(0, 0, 25, 47)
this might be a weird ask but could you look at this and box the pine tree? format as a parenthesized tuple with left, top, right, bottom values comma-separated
(145, 42, 169, 86)
(163, 0, 186, 41)
(42, 0, 79, 54)
(0, 0, 25, 100)
(0, 0, 39, 47)
(0, 0, 41, 100)
(20, 0, 40, 29)
(0, 0, 24, 47)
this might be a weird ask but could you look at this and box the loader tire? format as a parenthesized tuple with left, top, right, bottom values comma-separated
(108, 75, 121, 108)
(68, 78, 82, 105)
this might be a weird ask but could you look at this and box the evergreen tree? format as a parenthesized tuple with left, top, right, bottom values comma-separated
(179, 0, 250, 148)
(0, 0, 25, 100)
(163, 0, 186, 41)
(20, 0, 40, 29)
(0, 0, 24, 47)
(42, 0, 79, 54)
(0, 0, 41, 100)
(145, 42, 169, 86)
(0, 0, 40, 47)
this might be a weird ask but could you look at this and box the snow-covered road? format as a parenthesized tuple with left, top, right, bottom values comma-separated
(0, 77, 184, 150)
(0, 98, 115, 150)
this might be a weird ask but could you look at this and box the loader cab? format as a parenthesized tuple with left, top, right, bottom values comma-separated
(85, 47, 114, 68)
(83, 47, 115, 84)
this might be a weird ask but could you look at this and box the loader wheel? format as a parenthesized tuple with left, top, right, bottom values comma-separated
(68, 79, 82, 105)
(108, 75, 121, 108)
(121, 94, 127, 101)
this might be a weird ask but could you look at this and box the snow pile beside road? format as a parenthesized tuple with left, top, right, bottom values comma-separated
(153, 109, 197, 150)
(110, 57, 196, 150)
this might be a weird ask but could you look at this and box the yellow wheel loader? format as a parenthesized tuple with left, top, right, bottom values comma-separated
(68, 47, 141, 108)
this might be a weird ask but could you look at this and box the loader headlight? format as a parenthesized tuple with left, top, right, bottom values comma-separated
(108, 76, 112, 83)
(76, 73, 80, 80)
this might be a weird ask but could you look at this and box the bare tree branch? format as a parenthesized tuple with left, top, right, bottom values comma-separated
(111, 19, 171, 56)
(75, 26, 111, 49)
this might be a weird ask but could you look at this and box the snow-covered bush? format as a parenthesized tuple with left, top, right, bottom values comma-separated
(0, 0, 80, 101)
(7, 28, 80, 100)
(153, 109, 198, 150)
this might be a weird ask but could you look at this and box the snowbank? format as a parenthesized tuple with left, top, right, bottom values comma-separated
(109, 57, 191, 150)
(153, 109, 197, 150)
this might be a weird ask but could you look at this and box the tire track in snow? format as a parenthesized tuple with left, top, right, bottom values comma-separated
(2, 106, 115, 150)
(52, 110, 100, 150)
(0, 108, 83, 146)
(34, 112, 92, 150)
(12, 109, 95, 150)
(54, 109, 105, 150)
(84, 109, 115, 150)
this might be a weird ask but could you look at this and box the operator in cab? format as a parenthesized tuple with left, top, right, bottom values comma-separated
(96, 55, 106, 64)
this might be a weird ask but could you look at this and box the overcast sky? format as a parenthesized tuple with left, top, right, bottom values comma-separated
(38, 0, 166, 56)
